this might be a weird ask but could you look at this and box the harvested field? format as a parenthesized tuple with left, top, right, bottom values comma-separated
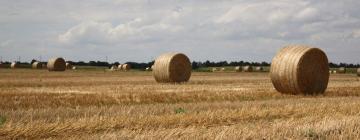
(0, 69, 360, 139)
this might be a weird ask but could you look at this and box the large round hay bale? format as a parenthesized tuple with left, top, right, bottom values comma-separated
(255, 66, 264, 72)
(66, 63, 73, 69)
(122, 64, 131, 71)
(338, 67, 346, 74)
(270, 45, 329, 95)
(243, 66, 253, 72)
(110, 65, 117, 71)
(357, 68, 360, 77)
(47, 57, 66, 71)
(32, 62, 42, 69)
(152, 52, 191, 83)
(10, 62, 17, 69)
(234, 66, 242, 72)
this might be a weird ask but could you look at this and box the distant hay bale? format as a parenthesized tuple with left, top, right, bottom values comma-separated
(357, 68, 360, 77)
(72, 66, 77, 70)
(255, 66, 264, 72)
(110, 65, 117, 71)
(333, 70, 337, 74)
(270, 45, 329, 95)
(212, 68, 218, 72)
(47, 57, 66, 71)
(243, 66, 253, 72)
(338, 67, 346, 74)
(122, 64, 131, 71)
(118, 64, 123, 70)
(152, 52, 191, 83)
(220, 67, 226, 71)
(32, 62, 42, 69)
(234, 66, 242, 72)
(10, 62, 17, 69)
(66, 63, 73, 69)
(145, 67, 151, 71)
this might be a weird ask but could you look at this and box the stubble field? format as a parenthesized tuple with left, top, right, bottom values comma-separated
(0, 69, 360, 139)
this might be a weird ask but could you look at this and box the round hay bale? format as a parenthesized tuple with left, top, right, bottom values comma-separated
(32, 62, 42, 69)
(47, 57, 66, 71)
(270, 45, 329, 95)
(220, 67, 226, 71)
(338, 67, 346, 74)
(122, 64, 131, 71)
(110, 65, 117, 71)
(66, 63, 73, 69)
(145, 67, 151, 71)
(255, 66, 264, 72)
(357, 68, 360, 77)
(333, 70, 337, 74)
(212, 68, 218, 72)
(152, 52, 191, 83)
(10, 62, 17, 69)
(118, 64, 123, 70)
(234, 66, 242, 72)
(72, 66, 77, 70)
(243, 66, 253, 72)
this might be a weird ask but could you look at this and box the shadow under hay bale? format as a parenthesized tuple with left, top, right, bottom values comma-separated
(47, 57, 66, 71)
(152, 52, 191, 83)
(270, 45, 329, 95)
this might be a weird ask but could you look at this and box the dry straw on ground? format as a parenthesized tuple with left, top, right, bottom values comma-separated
(10, 62, 17, 69)
(234, 66, 242, 72)
(338, 67, 346, 74)
(243, 66, 253, 72)
(152, 52, 191, 83)
(47, 57, 66, 71)
(32, 62, 42, 69)
(270, 45, 329, 95)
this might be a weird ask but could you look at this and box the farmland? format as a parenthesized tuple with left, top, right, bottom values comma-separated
(0, 69, 360, 139)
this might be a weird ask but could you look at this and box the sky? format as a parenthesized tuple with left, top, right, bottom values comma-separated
(0, 0, 359, 63)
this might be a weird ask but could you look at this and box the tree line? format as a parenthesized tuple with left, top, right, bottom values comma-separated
(1, 59, 359, 69)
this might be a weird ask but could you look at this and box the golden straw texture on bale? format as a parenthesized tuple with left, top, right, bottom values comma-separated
(122, 64, 131, 71)
(270, 45, 329, 95)
(357, 68, 360, 77)
(243, 66, 253, 72)
(338, 67, 346, 74)
(153, 52, 191, 83)
(10, 62, 17, 69)
(47, 58, 66, 71)
(234, 66, 242, 72)
(32, 62, 42, 69)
